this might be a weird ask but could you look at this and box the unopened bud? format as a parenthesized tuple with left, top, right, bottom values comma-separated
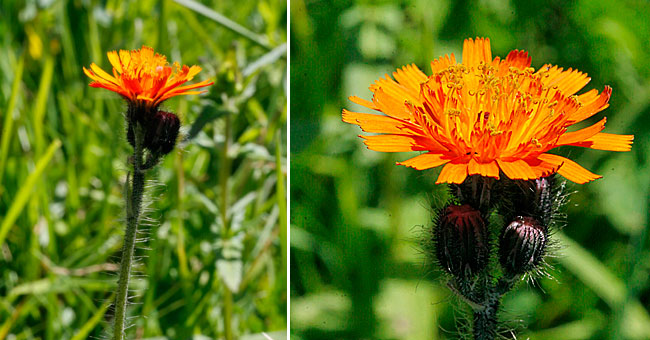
(435, 204, 489, 278)
(499, 216, 547, 275)
(510, 175, 557, 225)
(143, 111, 181, 155)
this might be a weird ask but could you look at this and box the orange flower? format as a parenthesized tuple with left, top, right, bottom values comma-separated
(343, 38, 633, 184)
(83, 46, 213, 108)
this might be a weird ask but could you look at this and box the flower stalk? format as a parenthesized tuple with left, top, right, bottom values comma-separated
(113, 125, 146, 340)
(472, 295, 499, 340)
(84, 46, 213, 340)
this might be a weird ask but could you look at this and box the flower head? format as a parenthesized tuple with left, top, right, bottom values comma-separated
(343, 38, 633, 184)
(83, 45, 213, 109)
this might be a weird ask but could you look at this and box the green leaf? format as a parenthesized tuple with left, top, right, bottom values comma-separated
(216, 236, 244, 293)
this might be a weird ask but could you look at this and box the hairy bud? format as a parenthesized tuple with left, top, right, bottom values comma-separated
(143, 111, 181, 155)
(126, 108, 181, 156)
(509, 175, 557, 226)
(499, 216, 547, 276)
(435, 204, 489, 278)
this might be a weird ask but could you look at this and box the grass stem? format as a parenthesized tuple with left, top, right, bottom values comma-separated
(220, 112, 234, 340)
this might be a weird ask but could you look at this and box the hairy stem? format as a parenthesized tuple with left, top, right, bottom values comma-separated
(450, 274, 517, 340)
(113, 126, 146, 340)
(473, 297, 499, 340)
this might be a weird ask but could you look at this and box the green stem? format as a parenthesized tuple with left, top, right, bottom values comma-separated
(452, 275, 519, 339)
(113, 127, 146, 340)
(473, 297, 499, 340)
(220, 112, 234, 340)
(223, 287, 234, 340)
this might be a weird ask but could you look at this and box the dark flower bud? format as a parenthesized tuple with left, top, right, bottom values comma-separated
(509, 175, 557, 225)
(499, 216, 547, 276)
(435, 204, 489, 278)
(143, 111, 181, 155)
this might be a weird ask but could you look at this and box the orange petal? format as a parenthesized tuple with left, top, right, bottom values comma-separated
(371, 88, 414, 120)
(468, 158, 500, 179)
(436, 162, 468, 184)
(136, 94, 155, 102)
(361, 135, 439, 152)
(462, 37, 492, 67)
(107, 51, 123, 74)
(537, 153, 601, 184)
(166, 78, 213, 93)
(576, 88, 599, 103)
(186, 65, 202, 79)
(503, 50, 531, 70)
(156, 79, 214, 102)
(525, 158, 559, 178)
(83, 66, 101, 82)
(342, 109, 422, 134)
(118, 50, 132, 69)
(543, 67, 590, 96)
(90, 63, 119, 84)
(496, 159, 537, 180)
(430, 54, 457, 74)
(89, 81, 127, 95)
(569, 132, 634, 152)
(397, 152, 451, 170)
(557, 117, 606, 146)
(349, 95, 378, 110)
(567, 86, 611, 124)
(158, 90, 208, 103)
(392, 64, 428, 93)
(371, 75, 420, 106)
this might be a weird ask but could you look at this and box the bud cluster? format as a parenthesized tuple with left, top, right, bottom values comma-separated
(433, 175, 558, 281)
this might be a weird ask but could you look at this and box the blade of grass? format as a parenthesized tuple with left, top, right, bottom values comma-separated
(242, 43, 287, 77)
(172, 0, 272, 50)
(275, 132, 286, 286)
(177, 7, 221, 57)
(70, 293, 114, 340)
(0, 297, 31, 340)
(555, 231, 650, 337)
(32, 56, 55, 157)
(0, 139, 61, 247)
(0, 52, 25, 190)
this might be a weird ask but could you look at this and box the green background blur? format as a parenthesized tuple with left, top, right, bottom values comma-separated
(0, 0, 286, 339)
(290, 0, 650, 339)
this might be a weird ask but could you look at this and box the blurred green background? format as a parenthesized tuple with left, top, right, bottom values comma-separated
(0, 0, 286, 339)
(290, 0, 650, 339)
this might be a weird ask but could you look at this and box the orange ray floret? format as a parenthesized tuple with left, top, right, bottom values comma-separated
(83, 46, 213, 108)
(343, 37, 633, 184)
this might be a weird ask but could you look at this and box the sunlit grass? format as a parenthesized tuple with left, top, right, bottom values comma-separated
(0, 0, 287, 339)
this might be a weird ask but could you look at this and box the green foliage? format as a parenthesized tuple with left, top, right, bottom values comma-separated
(0, 0, 287, 339)
(290, 0, 650, 339)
